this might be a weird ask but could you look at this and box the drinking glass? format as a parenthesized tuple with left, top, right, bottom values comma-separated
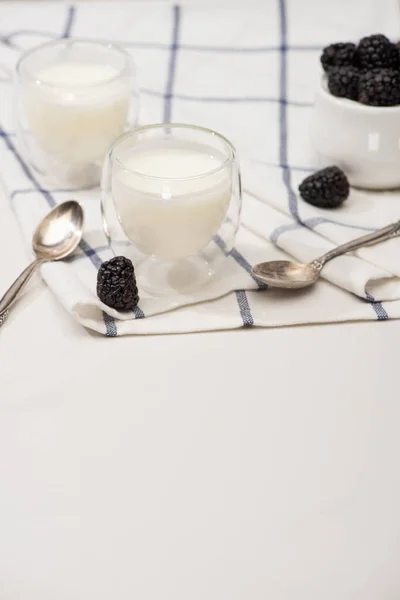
(15, 39, 139, 188)
(101, 123, 242, 295)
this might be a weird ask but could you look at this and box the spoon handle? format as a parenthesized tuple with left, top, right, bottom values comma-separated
(315, 221, 400, 268)
(0, 258, 44, 318)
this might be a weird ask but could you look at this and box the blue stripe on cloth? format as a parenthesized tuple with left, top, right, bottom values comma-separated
(142, 88, 312, 106)
(11, 187, 80, 200)
(0, 77, 315, 108)
(231, 249, 267, 289)
(2, 31, 321, 54)
(274, 4, 374, 239)
(213, 235, 267, 289)
(103, 311, 118, 336)
(0, 76, 314, 107)
(270, 222, 300, 244)
(0, 127, 119, 335)
(69, 245, 109, 261)
(366, 294, 389, 321)
(78, 239, 103, 269)
(278, 0, 302, 223)
(214, 235, 268, 290)
(164, 4, 181, 123)
(270, 216, 374, 243)
(62, 5, 75, 38)
(303, 216, 374, 232)
(1, 128, 56, 208)
(235, 290, 254, 327)
(174, 43, 321, 53)
(132, 306, 145, 319)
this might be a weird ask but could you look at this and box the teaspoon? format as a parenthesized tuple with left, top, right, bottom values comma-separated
(252, 221, 400, 289)
(0, 200, 84, 323)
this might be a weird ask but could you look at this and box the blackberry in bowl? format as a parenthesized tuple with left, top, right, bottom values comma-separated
(311, 34, 400, 189)
(320, 42, 357, 72)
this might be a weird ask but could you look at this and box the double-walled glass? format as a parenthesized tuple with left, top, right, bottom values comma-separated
(15, 39, 138, 188)
(101, 124, 242, 295)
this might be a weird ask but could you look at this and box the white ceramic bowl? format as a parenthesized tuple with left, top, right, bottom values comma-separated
(310, 77, 400, 189)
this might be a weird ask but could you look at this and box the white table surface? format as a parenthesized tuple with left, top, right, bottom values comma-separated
(1, 179, 400, 599)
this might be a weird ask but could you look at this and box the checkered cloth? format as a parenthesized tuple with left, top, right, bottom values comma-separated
(1, 0, 400, 335)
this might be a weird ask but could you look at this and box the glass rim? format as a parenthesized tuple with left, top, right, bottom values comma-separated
(16, 38, 134, 89)
(111, 123, 236, 181)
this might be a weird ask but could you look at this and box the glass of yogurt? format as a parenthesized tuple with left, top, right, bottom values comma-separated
(101, 124, 242, 294)
(15, 39, 138, 188)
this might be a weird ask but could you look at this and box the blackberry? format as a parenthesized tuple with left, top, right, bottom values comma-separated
(299, 167, 349, 209)
(327, 66, 359, 100)
(97, 256, 139, 310)
(388, 43, 400, 69)
(356, 34, 394, 69)
(391, 42, 400, 69)
(321, 42, 356, 72)
(359, 68, 400, 106)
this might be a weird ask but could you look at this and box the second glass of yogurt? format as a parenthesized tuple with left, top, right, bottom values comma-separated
(15, 39, 138, 188)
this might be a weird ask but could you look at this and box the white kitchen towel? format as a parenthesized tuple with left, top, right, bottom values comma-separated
(1, 0, 400, 335)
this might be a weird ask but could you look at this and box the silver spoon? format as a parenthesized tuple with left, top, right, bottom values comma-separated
(252, 220, 400, 289)
(0, 200, 84, 322)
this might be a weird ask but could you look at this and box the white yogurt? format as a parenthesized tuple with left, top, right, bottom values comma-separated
(24, 61, 130, 164)
(112, 142, 232, 260)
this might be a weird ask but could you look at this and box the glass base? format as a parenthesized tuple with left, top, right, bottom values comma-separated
(40, 162, 101, 190)
(136, 255, 216, 296)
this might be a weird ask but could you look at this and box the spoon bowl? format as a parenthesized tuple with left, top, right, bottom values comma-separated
(252, 260, 320, 289)
(33, 200, 84, 259)
(0, 200, 84, 322)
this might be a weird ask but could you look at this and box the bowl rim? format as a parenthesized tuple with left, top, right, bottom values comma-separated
(318, 75, 400, 114)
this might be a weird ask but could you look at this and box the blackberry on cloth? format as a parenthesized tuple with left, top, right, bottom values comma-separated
(97, 256, 139, 310)
(299, 167, 349, 209)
